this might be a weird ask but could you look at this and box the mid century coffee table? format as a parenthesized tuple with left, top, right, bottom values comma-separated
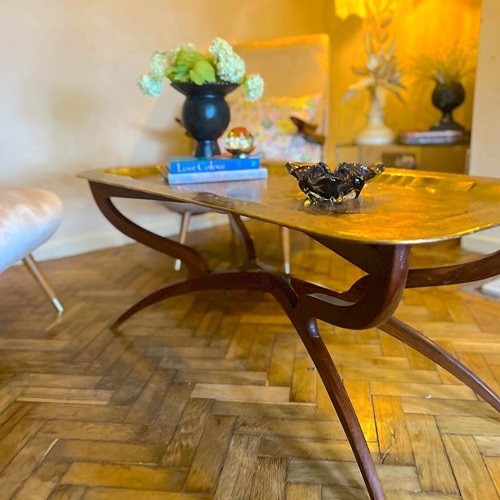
(80, 165, 500, 500)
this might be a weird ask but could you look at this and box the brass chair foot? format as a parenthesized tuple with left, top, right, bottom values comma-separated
(52, 297, 64, 315)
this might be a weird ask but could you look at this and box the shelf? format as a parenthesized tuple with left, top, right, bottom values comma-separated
(335, 143, 470, 174)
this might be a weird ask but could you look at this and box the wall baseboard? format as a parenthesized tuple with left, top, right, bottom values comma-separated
(461, 230, 500, 255)
(481, 277, 500, 298)
(460, 227, 500, 254)
(33, 213, 229, 262)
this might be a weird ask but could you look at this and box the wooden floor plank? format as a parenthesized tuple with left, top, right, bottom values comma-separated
(184, 414, 235, 494)
(442, 434, 498, 499)
(286, 482, 321, 500)
(249, 456, 286, 500)
(61, 462, 187, 491)
(0, 223, 499, 498)
(213, 434, 260, 500)
(373, 395, 414, 466)
(405, 413, 458, 494)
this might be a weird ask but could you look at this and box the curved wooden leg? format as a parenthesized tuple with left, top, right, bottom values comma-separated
(89, 182, 209, 279)
(112, 279, 208, 329)
(244, 277, 385, 498)
(112, 270, 298, 329)
(291, 317, 385, 500)
(380, 317, 500, 412)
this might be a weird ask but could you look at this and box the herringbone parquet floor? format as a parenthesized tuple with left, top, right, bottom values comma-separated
(0, 220, 499, 499)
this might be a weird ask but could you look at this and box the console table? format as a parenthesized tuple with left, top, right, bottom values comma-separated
(335, 142, 470, 174)
(80, 165, 500, 500)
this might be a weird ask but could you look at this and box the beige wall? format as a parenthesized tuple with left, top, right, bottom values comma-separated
(469, 0, 500, 179)
(463, 0, 500, 253)
(0, 0, 326, 259)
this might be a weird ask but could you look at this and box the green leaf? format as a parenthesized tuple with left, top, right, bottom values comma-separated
(189, 59, 216, 85)
(175, 64, 191, 81)
(165, 66, 178, 80)
(176, 47, 205, 69)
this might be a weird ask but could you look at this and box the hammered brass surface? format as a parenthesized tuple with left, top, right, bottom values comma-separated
(79, 166, 500, 245)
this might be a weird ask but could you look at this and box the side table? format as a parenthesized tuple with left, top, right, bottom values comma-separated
(80, 166, 500, 500)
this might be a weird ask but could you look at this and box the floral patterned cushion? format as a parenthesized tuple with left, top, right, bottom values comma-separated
(226, 94, 323, 162)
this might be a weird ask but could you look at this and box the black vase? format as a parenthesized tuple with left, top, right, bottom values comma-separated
(430, 82, 465, 132)
(172, 81, 239, 158)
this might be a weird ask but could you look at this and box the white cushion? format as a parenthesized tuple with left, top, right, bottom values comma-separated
(0, 189, 63, 273)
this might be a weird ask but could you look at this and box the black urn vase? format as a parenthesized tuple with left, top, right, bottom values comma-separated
(430, 82, 466, 132)
(172, 81, 239, 158)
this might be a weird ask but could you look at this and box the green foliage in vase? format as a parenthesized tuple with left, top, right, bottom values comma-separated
(165, 45, 216, 85)
(343, 5, 405, 104)
(138, 38, 264, 102)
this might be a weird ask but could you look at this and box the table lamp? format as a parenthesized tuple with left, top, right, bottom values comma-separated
(336, 0, 412, 145)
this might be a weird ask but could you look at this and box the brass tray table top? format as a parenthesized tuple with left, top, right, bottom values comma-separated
(79, 165, 500, 245)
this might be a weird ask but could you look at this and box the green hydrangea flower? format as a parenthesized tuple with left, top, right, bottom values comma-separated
(138, 38, 264, 101)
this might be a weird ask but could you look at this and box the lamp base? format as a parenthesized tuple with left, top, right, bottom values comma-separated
(356, 100, 394, 145)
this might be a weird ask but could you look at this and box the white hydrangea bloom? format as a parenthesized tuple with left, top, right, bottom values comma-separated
(150, 50, 178, 78)
(243, 74, 264, 102)
(137, 74, 163, 97)
(209, 38, 245, 83)
(217, 52, 245, 83)
(179, 43, 196, 52)
(209, 38, 234, 60)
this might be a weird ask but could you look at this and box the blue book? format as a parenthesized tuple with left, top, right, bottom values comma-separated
(166, 155, 261, 174)
(165, 168, 268, 185)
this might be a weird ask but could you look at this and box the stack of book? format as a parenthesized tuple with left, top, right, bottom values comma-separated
(163, 155, 267, 184)
(397, 130, 470, 145)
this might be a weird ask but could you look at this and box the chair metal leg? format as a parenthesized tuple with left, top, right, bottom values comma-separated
(175, 212, 192, 271)
(22, 254, 63, 315)
(281, 226, 291, 274)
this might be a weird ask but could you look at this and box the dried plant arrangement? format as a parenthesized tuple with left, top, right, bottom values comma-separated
(343, 4, 405, 104)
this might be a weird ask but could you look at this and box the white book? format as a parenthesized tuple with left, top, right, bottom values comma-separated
(165, 167, 268, 185)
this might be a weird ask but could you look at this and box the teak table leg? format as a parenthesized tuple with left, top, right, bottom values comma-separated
(227, 213, 258, 267)
(292, 317, 385, 500)
(380, 317, 500, 411)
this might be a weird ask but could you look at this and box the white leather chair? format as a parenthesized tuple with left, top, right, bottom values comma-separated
(166, 33, 331, 274)
(0, 189, 64, 315)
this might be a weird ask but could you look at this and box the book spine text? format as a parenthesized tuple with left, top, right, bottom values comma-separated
(166, 168, 268, 185)
(168, 158, 260, 174)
